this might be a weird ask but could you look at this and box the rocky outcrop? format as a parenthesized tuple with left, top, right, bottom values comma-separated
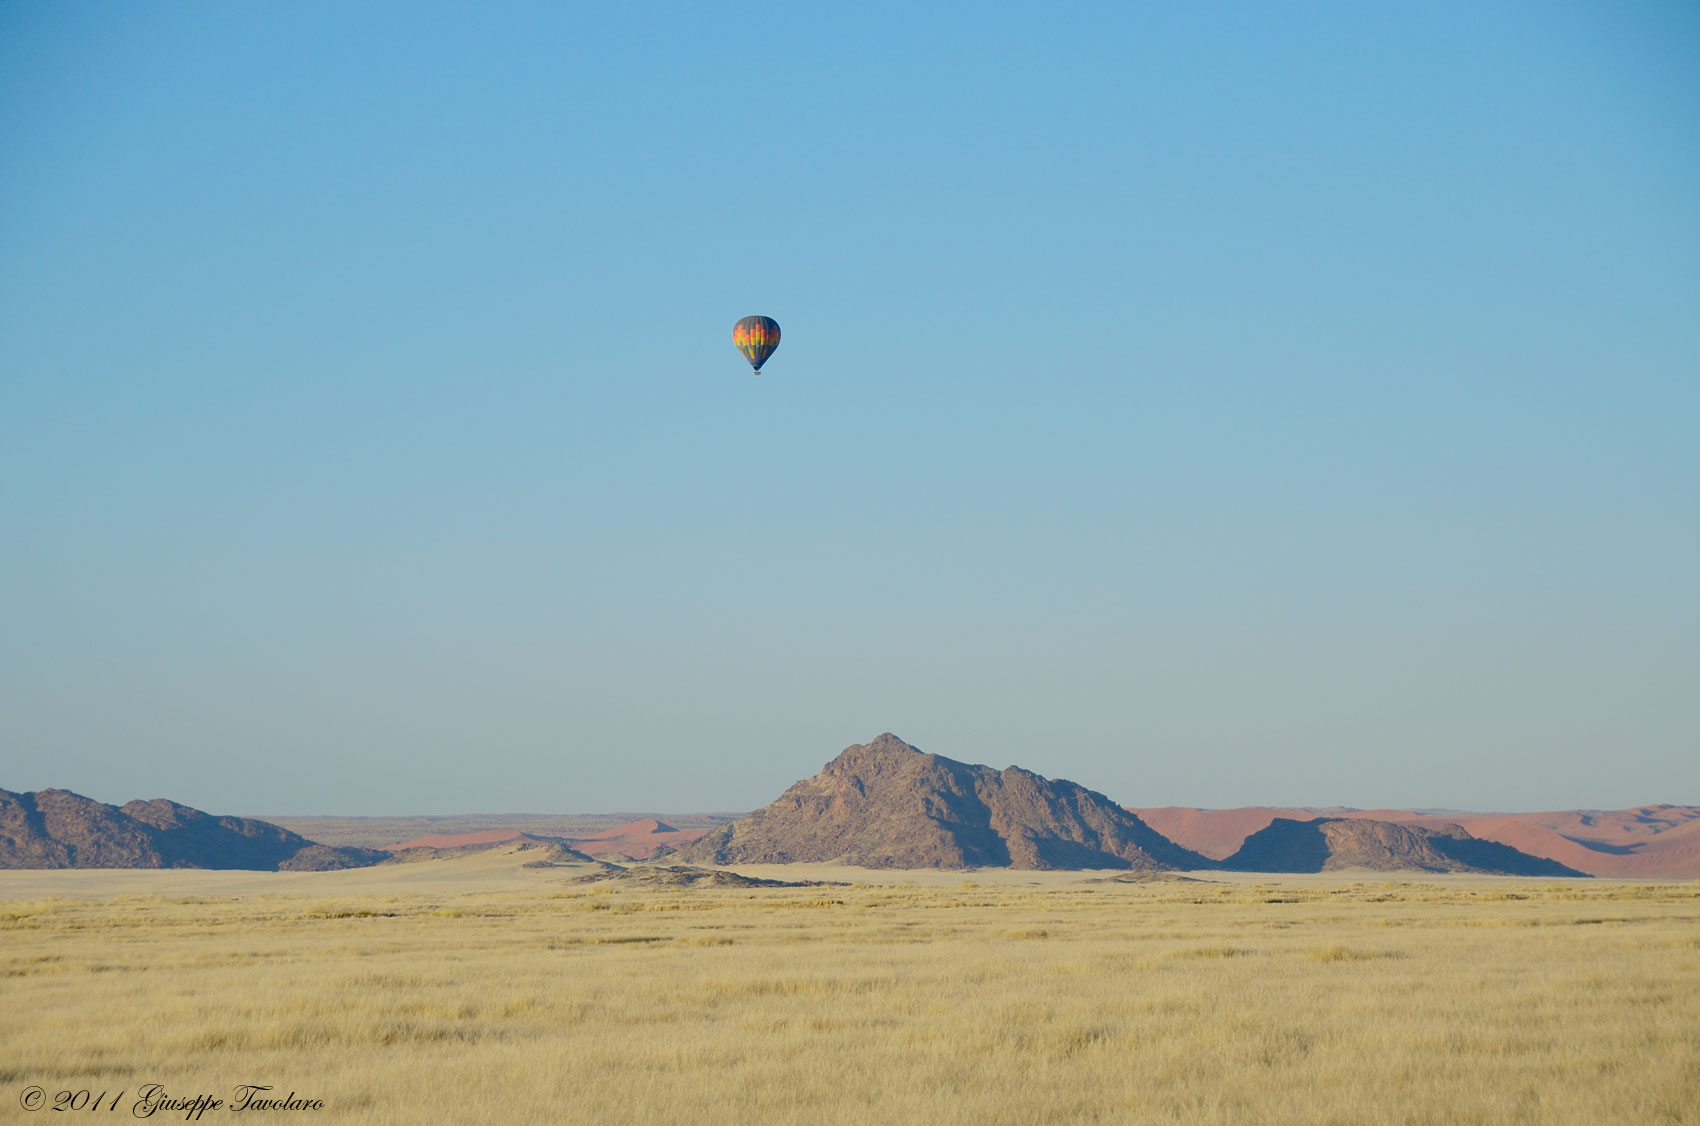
(679, 733, 1211, 871)
(0, 789, 387, 871)
(1222, 817, 1589, 876)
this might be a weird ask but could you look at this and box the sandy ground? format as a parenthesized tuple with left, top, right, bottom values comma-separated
(0, 846, 1645, 901)
(714, 862, 1629, 888)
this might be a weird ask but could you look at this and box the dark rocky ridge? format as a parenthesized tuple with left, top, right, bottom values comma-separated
(1223, 817, 1590, 877)
(0, 789, 387, 871)
(679, 733, 1212, 871)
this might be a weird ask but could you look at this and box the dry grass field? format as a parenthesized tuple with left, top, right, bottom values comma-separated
(3, 848, 1697, 1125)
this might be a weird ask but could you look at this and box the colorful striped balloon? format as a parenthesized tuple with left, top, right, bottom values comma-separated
(732, 315, 781, 373)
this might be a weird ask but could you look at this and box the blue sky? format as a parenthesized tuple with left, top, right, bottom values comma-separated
(2, 2, 1696, 815)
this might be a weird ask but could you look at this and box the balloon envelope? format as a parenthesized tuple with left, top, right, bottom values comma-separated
(733, 315, 780, 372)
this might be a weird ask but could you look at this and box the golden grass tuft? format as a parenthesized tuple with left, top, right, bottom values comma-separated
(1304, 943, 1398, 962)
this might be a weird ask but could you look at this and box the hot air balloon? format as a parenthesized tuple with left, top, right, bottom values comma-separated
(732, 315, 780, 374)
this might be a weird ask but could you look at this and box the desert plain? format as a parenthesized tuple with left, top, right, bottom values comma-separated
(3, 844, 1697, 1125)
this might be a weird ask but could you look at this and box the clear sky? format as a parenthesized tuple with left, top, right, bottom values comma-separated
(2, 2, 1696, 816)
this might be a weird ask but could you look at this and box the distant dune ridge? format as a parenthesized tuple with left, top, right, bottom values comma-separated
(0, 789, 386, 871)
(385, 828, 536, 851)
(1132, 805, 1700, 878)
(679, 733, 1213, 870)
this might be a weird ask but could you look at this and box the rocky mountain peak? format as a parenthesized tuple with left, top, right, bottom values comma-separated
(682, 734, 1210, 871)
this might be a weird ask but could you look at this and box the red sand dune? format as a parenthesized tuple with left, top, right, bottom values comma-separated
(1129, 808, 1315, 862)
(573, 818, 674, 841)
(565, 819, 705, 861)
(1129, 805, 1700, 878)
(384, 828, 529, 852)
